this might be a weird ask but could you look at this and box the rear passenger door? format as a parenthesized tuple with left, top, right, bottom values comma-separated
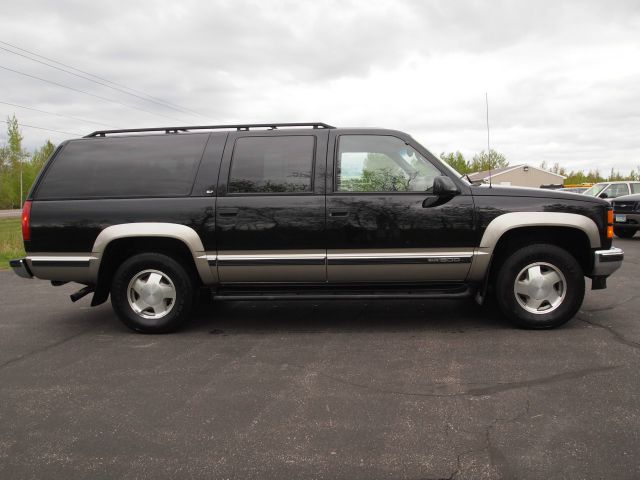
(215, 130, 328, 283)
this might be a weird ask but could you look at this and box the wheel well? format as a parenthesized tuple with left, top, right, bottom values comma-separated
(92, 237, 201, 306)
(488, 227, 593, 283)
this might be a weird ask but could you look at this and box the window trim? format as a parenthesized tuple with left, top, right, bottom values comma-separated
(332, 134, 444, 195)
(226, 135, 317, 196)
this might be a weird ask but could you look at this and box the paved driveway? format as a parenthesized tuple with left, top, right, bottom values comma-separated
(1, 239, 639, 479)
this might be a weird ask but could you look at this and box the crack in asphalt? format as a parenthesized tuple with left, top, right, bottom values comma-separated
(312, 365, 619, 398)
(451, 400, 531, 479)
(465, 365, 618, 396)
(484, 399, 530, 478)
(577, 315, 640, 351)
(0, 325, 98, 371)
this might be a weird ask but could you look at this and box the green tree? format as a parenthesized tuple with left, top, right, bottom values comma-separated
(440, 151, 471, 174)
(1, 115, 28, 207)
(0, 116, 56, 208)
(470, 149, 508, 172)
(608, 168, 625, 182)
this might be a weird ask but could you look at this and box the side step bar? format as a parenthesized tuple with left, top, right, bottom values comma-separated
(213, 284, 476, 301)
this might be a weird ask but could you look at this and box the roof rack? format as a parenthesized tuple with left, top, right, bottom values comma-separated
(84, 122, 336, 138)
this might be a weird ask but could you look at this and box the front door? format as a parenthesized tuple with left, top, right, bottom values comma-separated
(215, 130, 328, 283)
(325, 132, 476, 283)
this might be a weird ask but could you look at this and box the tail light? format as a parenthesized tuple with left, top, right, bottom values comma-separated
(607, 207, 613, 239)
(21, 200, 32, 241)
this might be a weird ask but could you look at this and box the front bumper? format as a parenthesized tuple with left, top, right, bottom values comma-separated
(592, 247, 624, 277)
(613, 212, 640, 229)
(9, 258, 33, 279)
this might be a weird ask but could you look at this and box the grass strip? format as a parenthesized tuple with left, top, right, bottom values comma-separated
(0, 218, 24, 269)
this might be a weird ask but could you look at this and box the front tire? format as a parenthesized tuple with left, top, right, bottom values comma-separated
(111, 253, 196, 333)
(495, 244, 584, 329)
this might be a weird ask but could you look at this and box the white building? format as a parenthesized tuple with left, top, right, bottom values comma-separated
(467, 164, 566, 188)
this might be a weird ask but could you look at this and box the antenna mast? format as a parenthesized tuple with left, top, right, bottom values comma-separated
(486, 92, 492, 188)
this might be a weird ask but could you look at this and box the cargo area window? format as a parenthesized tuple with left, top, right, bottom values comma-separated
(336, 135, 440, 193)
(35, 134, 208, 199)
(228, 136, 314, 194)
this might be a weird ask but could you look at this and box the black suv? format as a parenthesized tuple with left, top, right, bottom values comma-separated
(11, 122, 623, 333)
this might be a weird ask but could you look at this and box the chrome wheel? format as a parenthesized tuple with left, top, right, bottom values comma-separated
(127, 269, 176, 319)
(513, 262, 566, 315)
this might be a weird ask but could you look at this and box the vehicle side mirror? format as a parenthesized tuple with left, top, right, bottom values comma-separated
(433, 176, 460, 196)
(599, 192, 608, 199)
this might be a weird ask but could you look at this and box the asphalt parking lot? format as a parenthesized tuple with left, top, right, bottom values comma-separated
(1, 239, 639, 479)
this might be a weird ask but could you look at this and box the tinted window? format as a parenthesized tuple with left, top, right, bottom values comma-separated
(632, 183, 640, 194)
(228, 136, 314, 194)
(36, 134, 208, 199)
(336, 135, 441, 193)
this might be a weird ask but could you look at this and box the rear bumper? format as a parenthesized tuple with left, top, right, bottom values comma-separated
(10, 258, 33, 279)
(591, 247, 624, 277)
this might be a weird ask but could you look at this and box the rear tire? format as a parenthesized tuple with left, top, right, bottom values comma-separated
(495, 244, 584, 329)
(111, 253, 196, 333)
(614, 227, 636, 239)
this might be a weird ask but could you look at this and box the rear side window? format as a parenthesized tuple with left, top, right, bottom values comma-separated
(632, 183, 640, 194)
(35, 134, 208, 199)
(228, 136, 315, 194)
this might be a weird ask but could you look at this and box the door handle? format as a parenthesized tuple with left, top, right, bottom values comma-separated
(218, 208, 239, 217)
(329, 209, 349, 217)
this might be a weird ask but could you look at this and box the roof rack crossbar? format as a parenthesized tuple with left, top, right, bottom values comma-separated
(84, 122, 335, 138)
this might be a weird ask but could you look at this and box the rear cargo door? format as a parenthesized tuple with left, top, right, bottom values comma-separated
(215, 130, 328, 283)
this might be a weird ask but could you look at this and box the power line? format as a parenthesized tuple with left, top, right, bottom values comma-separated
(0, 64, 185, 122)
(0, 100, 117, 128)
(0, 45, 204, 118)
(0, 40, 207, 119)
(0, 119, 80, 136)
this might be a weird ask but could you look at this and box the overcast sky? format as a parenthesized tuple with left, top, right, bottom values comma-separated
(1, 0, 639, 173)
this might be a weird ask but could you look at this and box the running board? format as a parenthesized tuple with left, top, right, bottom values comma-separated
(213, 284, 476, 301)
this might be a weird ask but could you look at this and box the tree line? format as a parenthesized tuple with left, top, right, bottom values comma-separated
(0, 115, 55, 209)
(440, 150, 640, 184)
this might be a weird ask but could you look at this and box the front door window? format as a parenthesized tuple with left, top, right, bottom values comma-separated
(603, 183, 629, 199)
(336, 135, 440, 193)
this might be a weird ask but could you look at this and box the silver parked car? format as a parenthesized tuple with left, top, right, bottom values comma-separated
(583, 181, 640, 201)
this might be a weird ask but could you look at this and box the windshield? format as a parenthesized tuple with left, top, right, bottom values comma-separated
(583, 183, 607, 197)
